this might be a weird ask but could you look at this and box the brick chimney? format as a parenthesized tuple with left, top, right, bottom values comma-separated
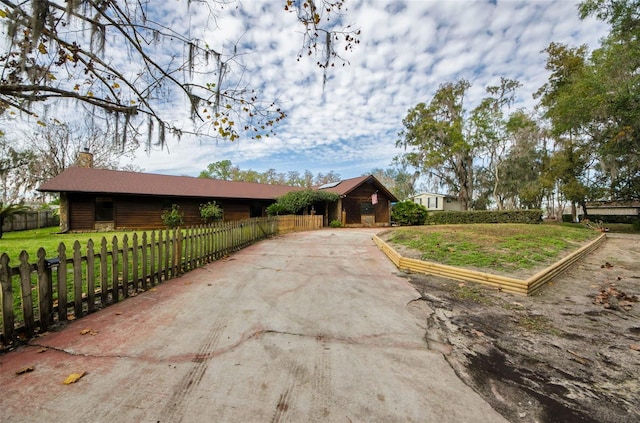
(77, 147, 93, 168)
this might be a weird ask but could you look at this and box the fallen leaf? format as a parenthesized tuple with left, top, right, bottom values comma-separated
(62, 371, 86, 385)
(16, 366, 34, 375)
(114, 311, 123, 316)
(80, 328, 92, 335)
(37, 347, 48, 353)
(149, 288, 157, 292)
(67, 315, 76, 321)
(185, 281, 192, 285)
(630, 344, 640, 351)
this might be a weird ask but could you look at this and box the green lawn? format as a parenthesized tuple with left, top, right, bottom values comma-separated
(385, 223, 601, 272)
(0, 227, 151, 264)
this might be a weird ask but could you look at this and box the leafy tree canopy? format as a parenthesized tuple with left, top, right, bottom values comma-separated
(0, 1, 359, 148)
(266, 189, 339, 215)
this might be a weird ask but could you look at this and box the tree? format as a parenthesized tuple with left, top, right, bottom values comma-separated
(0, 136, 33, 203)
(198, 160, 239, 180)
(578, 0, 640, 200)
(15, 121, 139, 199)
(396, 79, 475, 210)
(470, 78, 521, 209)
(535, 42, 597, 219)
(266, 189, 339, 215)
(0, 201, 30, 239)
(369, 166, 418, 200)
(0, 1, 359, 146)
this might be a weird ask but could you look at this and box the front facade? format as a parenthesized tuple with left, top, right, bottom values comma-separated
(318, 175, 398, 227)
(410, 192, 462, 212)
(38, 168, 398, 231)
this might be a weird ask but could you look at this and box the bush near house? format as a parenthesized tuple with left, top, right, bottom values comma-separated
(200, 201, 223, 223)
(161, 204, 184, 229)
(425, 210, 543, 225)
(392, 200, 428, 226)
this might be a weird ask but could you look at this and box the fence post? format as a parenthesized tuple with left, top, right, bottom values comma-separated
(157, 230, 164, 284)
(150, 231, 156, 286)
(37, 248, 53, 331)
(57, 243, 68, 322)
(122, 235, 129, 299)
(72, 241, 83, 318)
(111, 236, 119, 303)
(0, 253, 15, 343)
(142, 232, 149, 290)
(86, 240, 96, 313)
(100, 238, 108, 306)
(176, 230, 184, 275)
(132, 233, 139, 293)
(19, 251, 35, 338)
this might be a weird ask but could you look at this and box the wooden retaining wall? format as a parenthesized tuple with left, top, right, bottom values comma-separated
(373, 233, 607, 296)
(0, 215, 321, 345)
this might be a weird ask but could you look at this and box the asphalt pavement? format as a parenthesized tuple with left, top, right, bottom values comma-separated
(0, 228, 508, 423)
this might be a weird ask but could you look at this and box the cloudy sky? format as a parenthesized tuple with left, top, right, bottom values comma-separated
(129, 0, 609, 179)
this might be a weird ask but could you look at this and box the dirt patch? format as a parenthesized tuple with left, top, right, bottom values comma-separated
(403, 233, 640, 423)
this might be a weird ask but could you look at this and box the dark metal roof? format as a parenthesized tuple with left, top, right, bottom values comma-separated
(38, 167, 300, 200)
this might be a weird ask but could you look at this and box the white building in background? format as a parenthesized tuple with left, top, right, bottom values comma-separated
(410, 192, 462, 212)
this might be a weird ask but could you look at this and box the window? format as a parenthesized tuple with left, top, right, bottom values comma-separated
(428, 197, 438, 209)
(95, 197, 113, 221)
(361, 201, 374, 215)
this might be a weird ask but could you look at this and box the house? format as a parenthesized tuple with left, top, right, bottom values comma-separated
(409, 192, 462, 212)
(37, 160, 397, 231)
(315, 175, 398, 227)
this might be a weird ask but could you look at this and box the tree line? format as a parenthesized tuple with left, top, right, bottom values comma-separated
(396, 0, 640, 220)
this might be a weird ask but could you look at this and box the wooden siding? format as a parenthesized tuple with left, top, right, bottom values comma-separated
(68, 194, 95, 230)
(342, 182, 391, 225)
(65, 195, 270, 231)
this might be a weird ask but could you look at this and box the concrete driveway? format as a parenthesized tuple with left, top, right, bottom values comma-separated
(0, 229, 507, 423)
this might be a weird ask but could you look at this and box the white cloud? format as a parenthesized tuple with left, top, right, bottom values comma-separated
(7, 0, 611, 180)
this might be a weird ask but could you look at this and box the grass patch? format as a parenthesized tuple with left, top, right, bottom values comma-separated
(517, 315, 559, 335)
(387, 223, 599, 273)
(0, 228, 148, 264)
(451, 284, 494, 305)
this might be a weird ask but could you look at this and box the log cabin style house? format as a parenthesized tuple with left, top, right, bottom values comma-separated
(38, 161, 397, 232)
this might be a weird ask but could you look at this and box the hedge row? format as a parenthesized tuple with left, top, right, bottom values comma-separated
(424, 210, 543, 225)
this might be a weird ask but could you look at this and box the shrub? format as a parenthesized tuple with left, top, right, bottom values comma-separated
(392, 200, 428, 226)
(424, 210, 543, 225)
(200, 201, 223, 223)
(330, 219, 343, 228)
(161, 204, 184, 229)
(266, 189, 339, 216)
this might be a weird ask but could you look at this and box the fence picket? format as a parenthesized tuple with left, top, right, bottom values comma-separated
(141, 232, 148, 290)
(132, 234, 139, 293)
(58, 243, 68, 321)
(100, 238, 108, 306)
(19, 251, 35, 338)
(73, 241, 83, 318)
(122, 235, 129, 299)
(0, 253, 15, 342)
(111, 236, 119, 303)
(150, 231, 156, 287)
(87, 240, 96, 313)
(37, 248, 52, 331)
(1, 216, 318, 344)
